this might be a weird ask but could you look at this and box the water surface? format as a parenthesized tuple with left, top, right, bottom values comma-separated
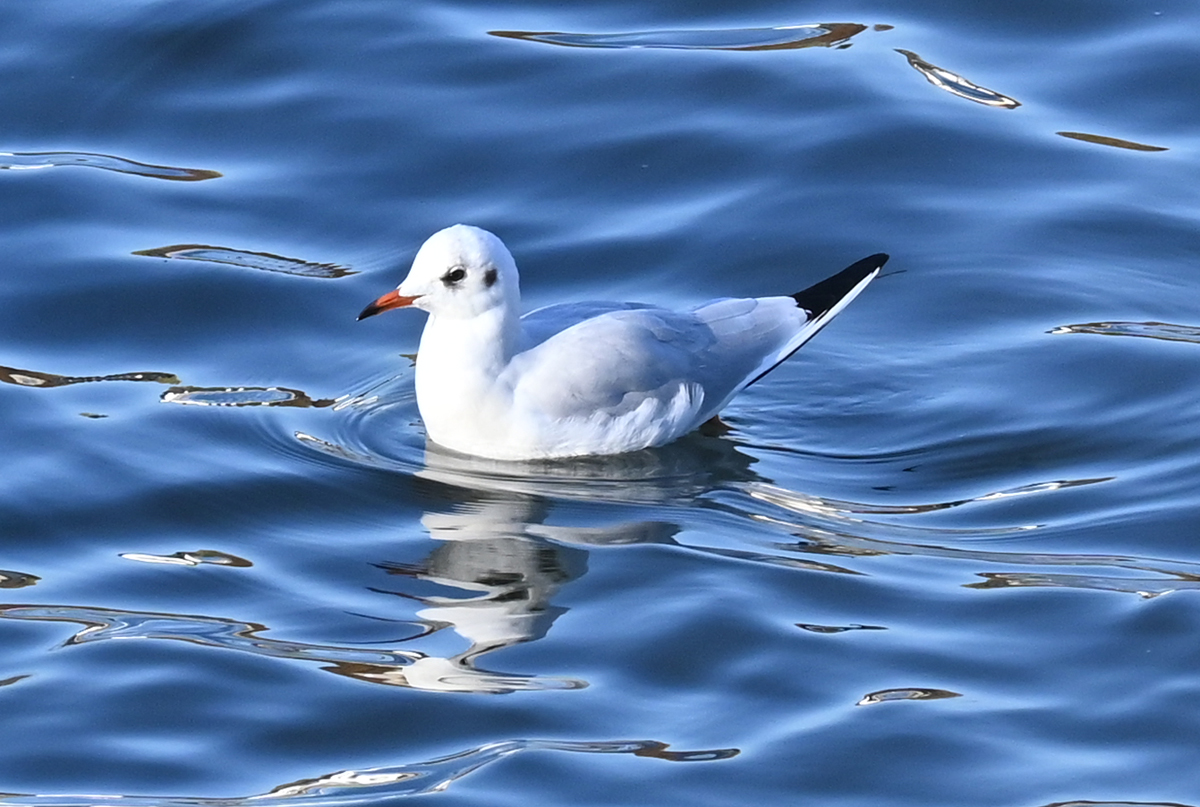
(1, 1, 1199, 805)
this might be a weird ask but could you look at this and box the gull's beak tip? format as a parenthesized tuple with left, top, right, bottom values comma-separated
(357, 290, 419, 321)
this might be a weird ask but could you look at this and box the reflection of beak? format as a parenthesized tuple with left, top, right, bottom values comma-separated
(357, 290, 421, 321)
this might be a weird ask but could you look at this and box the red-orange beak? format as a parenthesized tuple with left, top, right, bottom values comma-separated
(357, 289, 421, 321)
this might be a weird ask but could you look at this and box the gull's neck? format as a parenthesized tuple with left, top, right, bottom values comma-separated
(414, 302, 525, 452)
(420, 303, 522, 374)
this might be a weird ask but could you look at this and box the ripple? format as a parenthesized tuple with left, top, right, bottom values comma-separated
(0, 739, 736, 806)
(0, 604, 582, 693)
(161, 386, 337, 408)
(896, 49, 1020, 108)
(1055, 132, 1169, 152)
(857, 687, 962, 705)
(291, 400, 896, 584)
(768, 521, 1200, 596)
(295, 423, 884, 584)
(292, 393, 761, 506)
(746, 477, 1200, 593)
(748, 476, 1111, 534)
(1050, 321, 1200, 344)
(259, 376, 425, 472)
(294, 429, 386, 464)
(286, 383, 1169, 597)
(0, 151, 221, 181)
(969, 571, 1200, 599)
(134, 244, 355, 278)
(287, 389, 1193, 600)
(0, 363, 178, 389)
(489, 23, 867, 51)
(288, 393, 1141, 589)
(693, 545, 862, 576)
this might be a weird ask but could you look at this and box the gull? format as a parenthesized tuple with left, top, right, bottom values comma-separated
(358, 225, 886, 460)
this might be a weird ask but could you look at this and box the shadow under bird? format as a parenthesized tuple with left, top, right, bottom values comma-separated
(359, 225, 886, 460)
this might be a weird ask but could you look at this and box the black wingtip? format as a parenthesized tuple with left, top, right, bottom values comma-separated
(791, 253, 888, 317)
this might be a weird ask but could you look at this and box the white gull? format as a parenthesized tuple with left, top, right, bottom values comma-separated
(358, 225, 886, 460)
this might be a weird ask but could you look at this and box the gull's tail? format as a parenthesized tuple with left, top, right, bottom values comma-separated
(742, 252, 889, 388)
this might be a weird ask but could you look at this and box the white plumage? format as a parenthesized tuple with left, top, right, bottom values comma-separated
(359, 225, 885, 460)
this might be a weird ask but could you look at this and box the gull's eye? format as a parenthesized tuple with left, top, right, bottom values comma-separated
(442, 266, 466, 286)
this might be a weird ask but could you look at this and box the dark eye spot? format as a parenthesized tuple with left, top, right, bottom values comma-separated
(441, 266, 466, 286)
(484, 267, 497, 288)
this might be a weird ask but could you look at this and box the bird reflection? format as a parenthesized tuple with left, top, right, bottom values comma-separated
(343, 435, 770, 691)
(363, 492, 590, 692)
(91, 424, 780, 691)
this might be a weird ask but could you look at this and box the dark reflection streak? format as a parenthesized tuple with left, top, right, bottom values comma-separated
(896, 49, 1020, 108)
(1056, 131, 1169, 152)
(970, 572, 1200, 598)
(119, 549, 252, 568)
(489, 23, 866, 51)
(0, 151, 221, 181)
(134, 244, 356, 279)
(857, 687, 961, 705)
(796, 623, 885, 633)
(1050, 321, 1200, 344)
(1043, 801, 1197, 807)
(0, 364, 178, 388)
(0, 739, 737, 806)
(0, 570, 39, 589)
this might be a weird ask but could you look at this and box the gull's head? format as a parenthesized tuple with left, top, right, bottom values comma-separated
(357, 224, 520, 322)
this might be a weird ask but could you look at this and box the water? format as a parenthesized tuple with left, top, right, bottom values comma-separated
(1, 1, 1198, 805)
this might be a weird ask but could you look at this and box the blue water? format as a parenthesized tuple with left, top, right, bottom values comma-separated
(2, 1, 1199, 805)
